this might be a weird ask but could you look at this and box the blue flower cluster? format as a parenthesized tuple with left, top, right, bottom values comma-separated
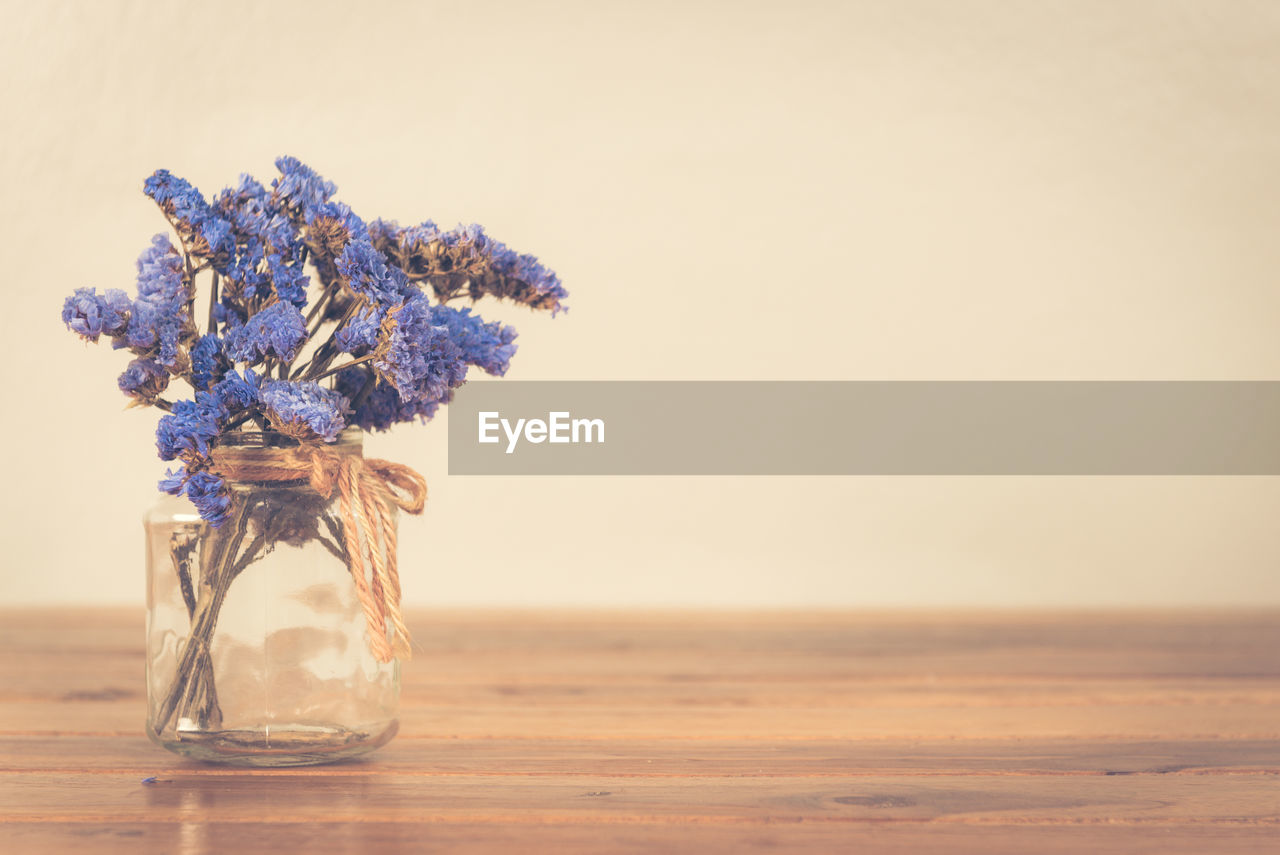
(334, 306, 382, 355)
(212, 369, 261, 414)
(118, 358, 170, 402)
(212, 174, 308, 307)
(336, 240, 413, 306)
(272, 156, 337, 215)
(62, 287, 131, 342)
(126, 236, 192, 367)
(64, 157, 567, 524)
(260, 380, 349, 442)
(62, 234, 194, 373)
(143, 171, 235, 263)
(224, 300, 307, 364)
(370, 220, 568, 315)
(374, 293, 468, 404)
(429, 305, 518, 377)
(334, 367, 446, 432)
(156, 392, 227, 463)
(189, 334, 225, 392)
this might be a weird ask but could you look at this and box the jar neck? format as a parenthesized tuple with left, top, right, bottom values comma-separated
(209, 428, 364, 489)
(215, 427, 363, 453)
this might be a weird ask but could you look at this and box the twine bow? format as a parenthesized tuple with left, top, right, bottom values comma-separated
(210, 445, 426, 663)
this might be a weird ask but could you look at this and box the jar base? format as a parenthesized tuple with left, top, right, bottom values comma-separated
(149, 719, 399, 767)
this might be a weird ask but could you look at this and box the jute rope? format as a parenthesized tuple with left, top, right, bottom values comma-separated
(210, 444, 426, 663)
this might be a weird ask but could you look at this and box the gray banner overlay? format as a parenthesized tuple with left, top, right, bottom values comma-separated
(446, 382, 1280, 475)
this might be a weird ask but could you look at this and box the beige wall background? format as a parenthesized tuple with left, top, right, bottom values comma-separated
(3, 0, 1279, 606)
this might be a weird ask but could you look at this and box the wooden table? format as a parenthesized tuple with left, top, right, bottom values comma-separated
(1, 609, 1277, 852)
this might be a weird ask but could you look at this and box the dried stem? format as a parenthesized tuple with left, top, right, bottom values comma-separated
(303, 281, 338, 330)
(152, 497, 258, 735)
(311, 352, 378, 382)
(207, 271, 220, 335)
(169, 531, 199, 620)
(297, 297, 364, 381)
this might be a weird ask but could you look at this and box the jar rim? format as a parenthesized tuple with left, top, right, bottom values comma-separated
(214, 426, 363, 450)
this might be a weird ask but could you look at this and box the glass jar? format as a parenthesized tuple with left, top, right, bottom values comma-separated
(143, 430, 400, 766)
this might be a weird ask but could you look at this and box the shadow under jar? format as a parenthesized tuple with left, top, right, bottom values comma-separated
(143, 429, 400, 766)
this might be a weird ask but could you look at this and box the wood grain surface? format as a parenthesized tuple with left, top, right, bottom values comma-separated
(0, 608, 1276, 853)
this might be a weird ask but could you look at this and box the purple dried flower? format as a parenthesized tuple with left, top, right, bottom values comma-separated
(481, 233, 567, 315)
(373, 293, 467, 404)
(430, 305, 518, 376)
(373, 221, 567, 314)
(184, 471, 232, 527)
(367, 218, 403, 249)
(137, 234, 185, 295)
(335, 366, 445, 432)
(66, 156, 567, 512)
(189, 334, 225, 391)
(143, 170, 235, 263)
(118, 358, 170, 402)
(307, 201, 368, 253)
(62, 287, 131, 342)
(158, 467, 186, 496)
(214, 174, 296, 249)
(125, 236, 191, 367)
(259, 379, 350, 442)
(155, 393, 227, 462)
(220, 239, 269, 302)
(335, 306, 384, 355)
(266, 253, 309, 306)
(213, 176, 305, 308)
(272, 156, 336, 217)
(336, 239, 413, 306)
(224, 301, 306, 364)
(211, 369, 260, 413)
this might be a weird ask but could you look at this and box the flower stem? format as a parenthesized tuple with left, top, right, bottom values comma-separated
(152, 497, 256, 736)
(207, 271, 220, 335)
(310, 352, 378, 382)
(303, 282, 337, 330)
(298, 297, 364, 382)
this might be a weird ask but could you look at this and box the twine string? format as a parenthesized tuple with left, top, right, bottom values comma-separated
(210, 444, 425, 663)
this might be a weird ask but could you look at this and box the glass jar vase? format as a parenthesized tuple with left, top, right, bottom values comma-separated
(143, 430, 400, 766)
